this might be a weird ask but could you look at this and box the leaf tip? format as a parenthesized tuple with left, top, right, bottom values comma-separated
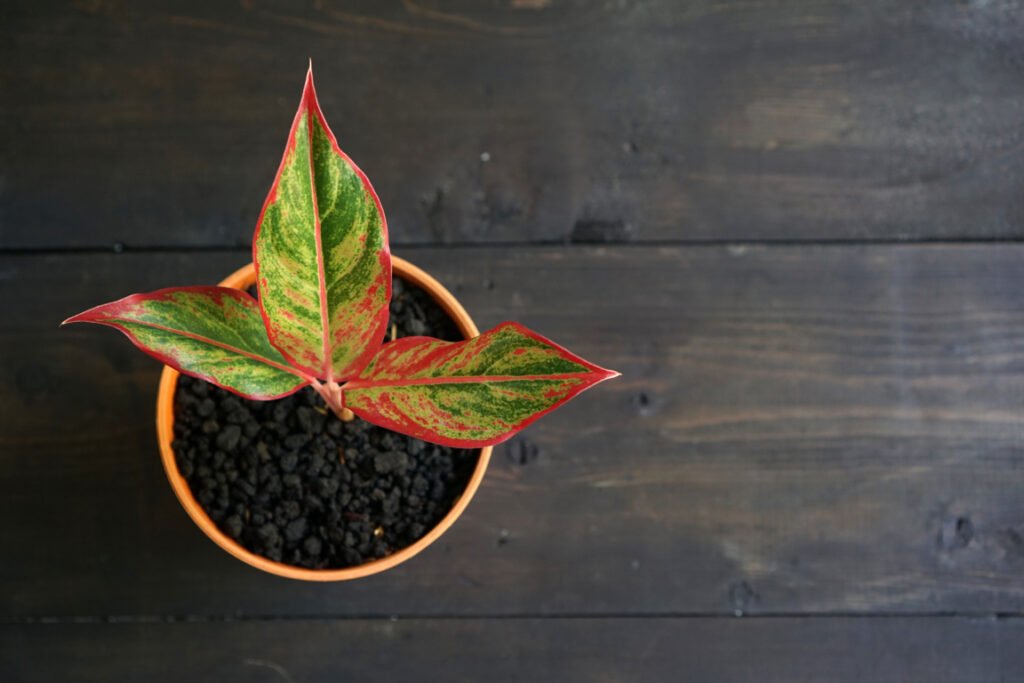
(303, 59, 317, 102)
(60, 310, 91, 327)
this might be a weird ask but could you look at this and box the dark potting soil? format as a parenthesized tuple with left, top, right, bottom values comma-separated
(171, 276, 478, 569)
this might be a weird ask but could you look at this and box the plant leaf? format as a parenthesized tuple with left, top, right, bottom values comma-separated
(62, 287, 310, 399)
(253, 65, 391, 383)
(343, 322, 620, 447)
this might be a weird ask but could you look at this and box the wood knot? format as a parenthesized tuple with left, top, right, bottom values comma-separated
(505, 437, 540, 466)
(938, 516, 974, 550)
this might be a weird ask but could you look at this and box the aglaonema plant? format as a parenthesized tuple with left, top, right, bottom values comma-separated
(63, 66, 618, 448)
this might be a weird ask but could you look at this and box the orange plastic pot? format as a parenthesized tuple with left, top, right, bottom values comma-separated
(156, 257, 493, 581)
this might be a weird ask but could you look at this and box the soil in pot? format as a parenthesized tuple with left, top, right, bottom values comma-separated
(171, 276, 478, 569)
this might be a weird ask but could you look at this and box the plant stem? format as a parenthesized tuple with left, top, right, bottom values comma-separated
(309, 379, 355, 422)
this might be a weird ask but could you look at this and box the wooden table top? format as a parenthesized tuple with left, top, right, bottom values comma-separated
(3, 2, 1024, 681)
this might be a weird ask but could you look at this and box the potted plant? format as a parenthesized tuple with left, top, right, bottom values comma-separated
(63, 67, 618, 580)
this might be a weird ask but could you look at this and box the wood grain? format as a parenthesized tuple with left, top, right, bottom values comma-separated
(4, 246, 1024, 617)
(3, 1, 1024, 248)
(3, 617, 1021, 683)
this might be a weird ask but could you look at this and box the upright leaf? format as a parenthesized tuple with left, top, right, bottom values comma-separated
(343, 322, 619, 447)
(62, 287, 310, 399)
(253, 65, 391, 382)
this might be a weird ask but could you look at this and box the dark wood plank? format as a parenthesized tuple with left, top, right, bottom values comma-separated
(4, 245, 1024, 617)
(3, 617, 1021, 682)
(3, 2, 1024, 248)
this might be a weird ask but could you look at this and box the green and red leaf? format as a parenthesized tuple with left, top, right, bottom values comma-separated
(62, 287, 310, 400)
(253, 65, 391, 383)
(342, 322, 619, 447)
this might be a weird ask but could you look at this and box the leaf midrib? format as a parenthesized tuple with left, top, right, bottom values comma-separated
(119, 318, 312, 381)
(345, 372, 605, 389)
(307, 103, 333, 382)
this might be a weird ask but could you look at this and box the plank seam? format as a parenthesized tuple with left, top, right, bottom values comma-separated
(6, 235, 1024, 256)
(4, 612, 1024, 624)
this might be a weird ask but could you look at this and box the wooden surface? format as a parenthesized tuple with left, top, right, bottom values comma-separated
(4, 618, 1022, 683)
(5, 1, 1024, 248)
(4, 1, 1024, 681)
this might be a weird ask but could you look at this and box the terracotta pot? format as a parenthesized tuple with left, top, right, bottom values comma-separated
(156, 256, 494, 581)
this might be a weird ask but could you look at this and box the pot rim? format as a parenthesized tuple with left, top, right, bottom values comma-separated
(156, 256, 494, 581)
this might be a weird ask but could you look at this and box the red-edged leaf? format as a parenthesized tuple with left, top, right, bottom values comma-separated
(342, 322, 619, 447)
(62, 287, 311, 400)
(253, 65, 391, 383)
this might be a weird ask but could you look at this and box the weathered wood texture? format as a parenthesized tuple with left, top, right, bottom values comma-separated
(3, 617, 1020, 683)
(4, 246, 1024, 617)
(4, 1, 1024, 248)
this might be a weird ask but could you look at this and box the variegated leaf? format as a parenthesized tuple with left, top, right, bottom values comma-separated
(342, 322, 619, 447)
(253, 65, 391, 382)
(62, 287, 310, 399)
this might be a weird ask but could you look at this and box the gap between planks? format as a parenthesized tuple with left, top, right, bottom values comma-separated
(4, 612, 1024, 625)
(5, 235, 1024, 256)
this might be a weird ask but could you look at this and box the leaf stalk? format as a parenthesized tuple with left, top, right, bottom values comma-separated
(309, 378, 354, 422)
